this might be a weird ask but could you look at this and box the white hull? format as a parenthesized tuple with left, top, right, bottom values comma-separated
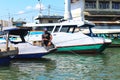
(26, 31, 111, 48)
(52, 32, 105, 47)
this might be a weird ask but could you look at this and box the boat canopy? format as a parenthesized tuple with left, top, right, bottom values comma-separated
(4, 28, 30, 36)
(4, 28, 30, 43)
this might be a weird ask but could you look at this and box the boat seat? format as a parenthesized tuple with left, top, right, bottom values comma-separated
(33, 41, 42, 46)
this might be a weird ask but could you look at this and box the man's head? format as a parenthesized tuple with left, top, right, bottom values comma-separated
(43, 28, 48, 33)
(43, 28, 47, 31)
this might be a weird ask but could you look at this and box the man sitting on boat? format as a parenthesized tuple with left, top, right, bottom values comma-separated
(42, 28, 53, 47)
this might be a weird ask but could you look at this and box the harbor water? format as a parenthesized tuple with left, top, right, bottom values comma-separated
(0, 48, 120, 80)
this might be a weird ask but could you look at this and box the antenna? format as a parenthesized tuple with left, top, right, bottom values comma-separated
(48, 5, 51, 16)
(38, 0, 42, 14)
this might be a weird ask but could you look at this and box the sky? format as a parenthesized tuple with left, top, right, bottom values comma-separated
(0, 0, 64, 23)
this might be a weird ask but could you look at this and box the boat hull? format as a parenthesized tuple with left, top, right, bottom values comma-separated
(0, 57, 11, 66)
(0, 53, 48, 65)
(11, 48, 56, 59)
(56, 43, 110, 53)
(12, 53, 49, 59)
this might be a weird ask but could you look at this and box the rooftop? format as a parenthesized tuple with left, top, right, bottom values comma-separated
(35, 15, 63, 20)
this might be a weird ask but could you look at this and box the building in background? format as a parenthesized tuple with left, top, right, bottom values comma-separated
(0, 20, 12, 27)
(70, 0, 120, 29)
(35, 15, 63, 24)
(1, 0, 120, 29)
(84, 0, 120, 29)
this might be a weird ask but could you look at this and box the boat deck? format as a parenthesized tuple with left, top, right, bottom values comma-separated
(12, 42, 48, 54)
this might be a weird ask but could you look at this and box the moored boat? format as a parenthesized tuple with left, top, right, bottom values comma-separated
(23, 21, 111, 53)
(53, 32, 111, 53)
(0, 32, 18, 65)
(2, 28, 56, 59)
(82, 28, 120, 47)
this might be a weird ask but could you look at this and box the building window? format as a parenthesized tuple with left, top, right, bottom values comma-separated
(99, 1, 109, 9)
(85, 1, 96, 9)
(112, 1, 120, 9)
(48, 20, 53, 23)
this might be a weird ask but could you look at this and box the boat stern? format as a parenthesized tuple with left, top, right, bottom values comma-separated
(104, 38, 112, 44)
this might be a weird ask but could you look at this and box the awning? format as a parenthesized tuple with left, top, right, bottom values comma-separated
(92, 21, 120, 24)
(4, 28, 30, 36)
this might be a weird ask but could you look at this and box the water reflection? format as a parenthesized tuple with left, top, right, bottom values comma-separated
(0, 58, 56, 80)
(0, 48, 119, 80)
(44, 52, 120, 80)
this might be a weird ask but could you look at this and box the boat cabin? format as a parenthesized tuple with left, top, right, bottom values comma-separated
(23, 21, 95, 35)
(24, 23, 80, 33)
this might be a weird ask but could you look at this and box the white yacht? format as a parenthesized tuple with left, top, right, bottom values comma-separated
(23, 21, 111, 53)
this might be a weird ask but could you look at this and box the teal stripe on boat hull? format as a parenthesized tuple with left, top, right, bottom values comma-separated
(56, 44, 109, 53)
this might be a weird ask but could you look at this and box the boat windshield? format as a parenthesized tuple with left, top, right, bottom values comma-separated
(54, 26, 60, 32)
(80, 24, 95, 36)
(34, 26, 54, 33)
(60, 25, 79, 33)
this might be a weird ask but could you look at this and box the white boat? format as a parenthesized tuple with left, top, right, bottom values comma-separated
(0, 31, 18, 65)
(1, 28, 56, 59)
(82, 28, 120, 47)
(23, 21, 111, 53)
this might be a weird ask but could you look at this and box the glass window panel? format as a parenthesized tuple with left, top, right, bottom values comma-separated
(60, 26, 69, 32)
(54, 26, 60, 32)
(99, 1, 109, 9)
(85, 1, 96, 9)
(35, 27, 44, 31)
(46, 26, 54, 33)
(112, 2, 120, 9)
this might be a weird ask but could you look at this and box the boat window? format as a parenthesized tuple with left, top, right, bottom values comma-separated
(60, 25, 78, 33)
(35, 27, 44, 31)
(69, 25, 79, 33)
(45, 26, 54, 33)
(69, 27, 74, 33)
(74, 27, 80, 33)
(80, 24, 94, 32)
(60, 26, 70, 32)
(54, 26, 60, 32)
(9, 35, 23, 44)
(34, 26, 54, 33)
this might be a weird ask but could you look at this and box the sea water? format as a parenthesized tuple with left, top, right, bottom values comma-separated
(0, 48, 119, 80)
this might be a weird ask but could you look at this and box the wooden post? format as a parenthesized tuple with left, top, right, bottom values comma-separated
(6, 32, 9, 51)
